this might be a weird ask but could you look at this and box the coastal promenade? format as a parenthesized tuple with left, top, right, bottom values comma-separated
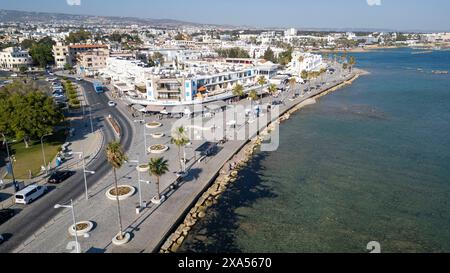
(14, 67, 365, 253)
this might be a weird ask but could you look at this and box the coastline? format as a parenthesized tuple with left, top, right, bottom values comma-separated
(158, 69, 368, 253)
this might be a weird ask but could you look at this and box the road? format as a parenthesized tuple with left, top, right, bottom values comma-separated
(0, 78, 134, 252)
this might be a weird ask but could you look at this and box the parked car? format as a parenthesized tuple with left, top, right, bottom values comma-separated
(10, 73, 18, 77)
(0, 234, 4, 245)
(48, 171, 75, 184)
(108, 101, 116, 107)
(15, 184, 47, 205)
(0, 209, 16, 225)
(76, 77, 82, 81)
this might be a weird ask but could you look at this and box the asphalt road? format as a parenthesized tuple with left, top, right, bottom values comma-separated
(0, 78, 134, 253)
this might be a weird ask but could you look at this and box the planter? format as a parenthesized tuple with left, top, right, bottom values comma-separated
(136, 164, 149, 172)
(106, 185, 136, 201)
(151, 195, 166, 205)
(145, 122, 162, 129)
(112, 232, 131, 246)
(68, 221, 94, 237)
(151, 133, 165, 139)
(148, 144, 169, 154)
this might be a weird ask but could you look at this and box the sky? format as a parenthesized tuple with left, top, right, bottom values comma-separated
(1, 0, 450, 32)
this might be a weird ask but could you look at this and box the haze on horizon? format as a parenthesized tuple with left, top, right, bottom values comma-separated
(1, 0, 449, 32)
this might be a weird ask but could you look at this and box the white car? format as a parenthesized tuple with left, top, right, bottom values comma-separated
(108, 101, 116, 107)
(15, 184, 47, 205)
(10, 73, 18, 77)
(76, 77, 82, 81)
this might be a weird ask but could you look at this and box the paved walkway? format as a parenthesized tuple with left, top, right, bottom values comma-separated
(0, 83, 104, 210)
(14, 68, 362, 253)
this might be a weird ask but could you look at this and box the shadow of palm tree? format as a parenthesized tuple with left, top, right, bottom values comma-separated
(178, 152, 277, 253)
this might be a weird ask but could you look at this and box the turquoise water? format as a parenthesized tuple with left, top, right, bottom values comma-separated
(179, 48, 450, 253)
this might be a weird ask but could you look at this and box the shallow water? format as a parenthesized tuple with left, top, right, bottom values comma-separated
(179, 48, 450, 253)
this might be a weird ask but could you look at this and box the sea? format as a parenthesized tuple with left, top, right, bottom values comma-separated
(179, 48, 450, 253)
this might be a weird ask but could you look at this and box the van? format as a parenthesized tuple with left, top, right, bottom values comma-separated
(15, 185, 47, 205)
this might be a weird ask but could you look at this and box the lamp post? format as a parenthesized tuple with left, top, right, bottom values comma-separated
(70, 152, 95, 200)
(133, 119, 147, 154)
(54, 199, 80, 253)
(128, 160, 146, 211)
(1, 133, 16, 183)
(88, 106, 94, 134)
(40, 133, 53, 174)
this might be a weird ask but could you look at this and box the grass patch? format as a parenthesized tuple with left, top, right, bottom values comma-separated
(6, 129, 68, 179)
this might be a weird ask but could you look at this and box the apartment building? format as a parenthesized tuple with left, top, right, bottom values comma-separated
(53, 42, 109, 68)
(0, 47, 33, 71)
(77, 48, 109, 76)
(288, 52, 324, 74)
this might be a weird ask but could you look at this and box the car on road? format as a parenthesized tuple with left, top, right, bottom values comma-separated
(76, 77, 82, 81)
(15, 184, 47, 205)
(0, 209, 16, 226)
(108, 101, 116, 107)
(10, 73, 18, 77)
(47, 171, 75, 184)
(0, 234, 4, 245)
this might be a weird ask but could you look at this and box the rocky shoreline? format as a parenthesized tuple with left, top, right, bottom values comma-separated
(159, 71, 366, 253)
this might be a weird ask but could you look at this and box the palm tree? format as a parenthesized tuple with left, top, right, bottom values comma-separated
(257, 76, 267, 100)
(267, 84, 277, 105)
(232, 84, 244, 102)
(248, 89, 258, 111)
(289, 77, 297, 96)
(348, 56, 356, 72)
(148, 157, 169, 202)
(301, 70, 308, 95)
(171, 126, 190, 172)
(105, 141, 128, 240)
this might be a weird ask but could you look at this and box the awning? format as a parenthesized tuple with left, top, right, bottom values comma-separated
(132, 104, 146, 112)
(146, 105, 166, 113)
(204, 100, 227, 111)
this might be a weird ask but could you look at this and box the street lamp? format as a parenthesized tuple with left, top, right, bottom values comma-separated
(54, 199, 80, 253)
(70, 152, 95, 200)
(1, 133, 16, 183)
(88, 106, 94, 134)
(133, 119, 147, 154)
(40, 133, 53, 174)
(128, 160, 146, 211)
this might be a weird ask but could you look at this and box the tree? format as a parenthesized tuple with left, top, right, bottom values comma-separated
(263, 47, 276, 63)
(289, 77, 297, 95)
(105, 141, 128, 241)
(20, 39, 35, 49)
(148, 157, 169, 203)
(66, 30, 92, 44)
(216, 47, 250, 59)
(29, 37, 55, 68)
(19, 66, 28, 74)
(348, 56, 356, 72)
(171, 127, 190, 172)
(232, 84, 244, 101)
(257, 76, 267, 100)
(0, 89, 64, 148)
(267, 84, 277, 105)
(151, 52, 165, 66)
(301, 70, 309, 95)
(64, 63, 74, 71)
(248, 89, 258, 109)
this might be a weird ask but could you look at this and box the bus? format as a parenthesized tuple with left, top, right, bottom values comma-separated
(93, 81, 104, 93)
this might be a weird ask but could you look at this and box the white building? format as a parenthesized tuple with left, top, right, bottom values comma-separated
(100, 57, 279, 107)
(284, 28, 297, 37)
(0, 47, 33, 71)
(287, 51, 324, 74)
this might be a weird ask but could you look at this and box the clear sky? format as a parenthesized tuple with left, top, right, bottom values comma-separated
(1, 0, 449, 32)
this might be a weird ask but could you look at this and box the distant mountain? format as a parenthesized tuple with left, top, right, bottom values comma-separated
(0, 9, 224, 28)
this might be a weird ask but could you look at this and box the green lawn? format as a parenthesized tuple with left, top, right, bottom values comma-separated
(6, 129, 67, 179)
